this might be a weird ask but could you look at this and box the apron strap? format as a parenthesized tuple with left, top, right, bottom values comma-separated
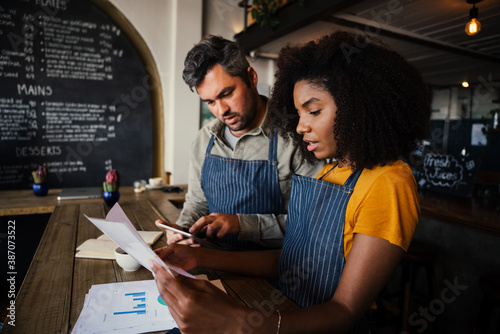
(318, 163, 338, 180)
(318, 164, 363, 190)
(206, 134, 216, 155)
(268, 127, 278, 162)
(344, 168, 363, 189)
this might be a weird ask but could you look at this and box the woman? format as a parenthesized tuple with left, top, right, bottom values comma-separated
(151, 31, 430, 333)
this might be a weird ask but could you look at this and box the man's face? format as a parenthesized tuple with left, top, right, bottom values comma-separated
(197, 64, 259, 136)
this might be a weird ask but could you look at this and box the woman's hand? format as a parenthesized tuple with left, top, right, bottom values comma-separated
(151, 261, 248, 334)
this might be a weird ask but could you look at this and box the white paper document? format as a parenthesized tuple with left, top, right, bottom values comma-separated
(84, 203, 194, 278)
(71, 279, 177, 334)
(71, 277, 226, 334)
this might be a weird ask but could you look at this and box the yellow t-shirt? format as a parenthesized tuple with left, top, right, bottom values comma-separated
(317, 160, 420, 260)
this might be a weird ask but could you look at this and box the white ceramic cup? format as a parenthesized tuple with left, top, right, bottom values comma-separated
(114, 247, 142, 271)
(149, 177, 163, 187)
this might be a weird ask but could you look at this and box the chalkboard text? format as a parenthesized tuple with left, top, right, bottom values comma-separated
(17, 84, 53, 96)
(416, 153, 480, 198)
(36, 0, 68, 11)
(423, 153, 463, 188)
(16, 145, 62, 157)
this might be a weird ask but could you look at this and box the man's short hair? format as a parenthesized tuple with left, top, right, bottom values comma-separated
(183, 35, 251, 91)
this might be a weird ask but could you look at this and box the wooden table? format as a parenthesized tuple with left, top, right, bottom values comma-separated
(0, 186, 188, 217)
(419, 190, 500, 237)
(0, 188, 298, 333)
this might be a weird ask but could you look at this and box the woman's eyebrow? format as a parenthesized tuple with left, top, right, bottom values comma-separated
(301, 97, 320, 108)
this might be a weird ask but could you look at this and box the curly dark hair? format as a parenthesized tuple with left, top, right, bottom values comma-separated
(183, 35, 251, 91)
(269, 31, 430, 170)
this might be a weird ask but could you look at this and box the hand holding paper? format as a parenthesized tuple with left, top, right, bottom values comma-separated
(84, 203, 194, 279)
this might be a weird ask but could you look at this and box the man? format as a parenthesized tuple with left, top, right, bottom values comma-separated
(159, 35, 322, 249)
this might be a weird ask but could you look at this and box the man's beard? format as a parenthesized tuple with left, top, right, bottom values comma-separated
(224, 94, 259, 132)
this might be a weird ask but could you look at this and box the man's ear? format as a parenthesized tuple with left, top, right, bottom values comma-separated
(247, 66, 258, 88)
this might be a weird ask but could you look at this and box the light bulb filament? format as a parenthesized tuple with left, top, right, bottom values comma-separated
(469, 21, 477, 33)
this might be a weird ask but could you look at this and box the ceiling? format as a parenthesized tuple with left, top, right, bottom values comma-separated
(238, 0, 500, 87)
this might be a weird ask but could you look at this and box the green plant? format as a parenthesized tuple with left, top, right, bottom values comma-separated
(32, 165, 47, 184)
(250, 0, 304, 28)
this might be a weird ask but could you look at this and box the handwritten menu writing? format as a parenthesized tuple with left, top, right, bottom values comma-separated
(416, 153, 480, 198)
(0, 0, 153, 189)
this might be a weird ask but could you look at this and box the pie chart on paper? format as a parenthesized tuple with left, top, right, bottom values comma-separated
(157, 295, 168, 306)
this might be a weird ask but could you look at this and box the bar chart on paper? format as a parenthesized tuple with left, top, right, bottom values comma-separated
(114, 292, 148, 315)
(72, 280, 177, 334)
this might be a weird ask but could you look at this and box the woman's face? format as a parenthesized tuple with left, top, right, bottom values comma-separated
(294, 80, 338, 161)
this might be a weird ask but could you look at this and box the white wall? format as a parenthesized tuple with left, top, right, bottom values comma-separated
(202, 0, 277, 93)
(109, 0, 282, 184)
(109, 0, 202, 184)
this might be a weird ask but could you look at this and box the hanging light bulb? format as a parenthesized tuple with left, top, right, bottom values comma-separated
(465, 18, 481, 35)
(465, 1, 482, 36)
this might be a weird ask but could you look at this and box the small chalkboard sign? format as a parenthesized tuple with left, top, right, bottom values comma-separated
(415, 153, 480, 198)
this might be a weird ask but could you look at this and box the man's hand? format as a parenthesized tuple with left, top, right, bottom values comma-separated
(189, 213, 239, 239)
(155, 220, 198, 246)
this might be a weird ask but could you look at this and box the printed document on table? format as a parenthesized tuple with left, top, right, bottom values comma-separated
(72, 277, 226, 334)
(71, 279, 177, 334)
(84, 202, 194, 278)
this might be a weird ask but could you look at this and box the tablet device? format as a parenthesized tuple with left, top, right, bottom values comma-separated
(57, 187, 102, 200)
(156, 222, 222, 249)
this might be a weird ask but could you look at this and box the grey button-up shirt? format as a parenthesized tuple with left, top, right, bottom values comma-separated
(176, 110, 324, 248)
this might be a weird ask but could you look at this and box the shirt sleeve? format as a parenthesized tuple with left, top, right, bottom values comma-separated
(351, 166, 420, 251)
(238, 213, 286, 248)
(175, 130, 210, 229)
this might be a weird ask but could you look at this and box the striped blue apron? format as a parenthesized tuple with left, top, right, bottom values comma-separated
(200, 128, 284, 250)
(279, 165, 362, 308)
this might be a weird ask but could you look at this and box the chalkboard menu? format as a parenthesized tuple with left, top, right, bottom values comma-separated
(0, 0, 155, 190)
(415, 153, 480, 198)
